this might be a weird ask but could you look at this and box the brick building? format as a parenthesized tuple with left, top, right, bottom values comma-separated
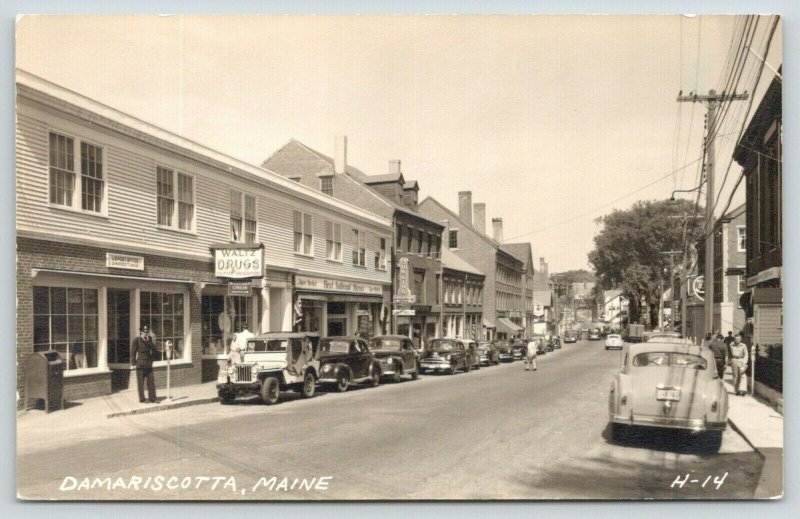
(441, 248, 485, 340)
(262, 138, 445, 346)
(16, 71, 391, 405)
(419, 193, 525, 340)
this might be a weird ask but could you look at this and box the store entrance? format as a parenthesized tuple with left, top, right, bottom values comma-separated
(327, 318, 346, 336)
(107, 289, 131, 391)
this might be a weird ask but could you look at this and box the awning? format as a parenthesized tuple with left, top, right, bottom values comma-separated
(497, 317, 523, 333)
(483, 318, 496, 329)
(31, 268, 196, 285)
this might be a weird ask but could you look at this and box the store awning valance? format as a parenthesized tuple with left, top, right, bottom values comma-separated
(497, 317, 523, 333)
(295, 291, 382, 303)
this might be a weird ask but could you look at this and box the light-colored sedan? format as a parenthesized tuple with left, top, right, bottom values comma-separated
(605, 333, 624, 350)
(608, 339, 728, 451)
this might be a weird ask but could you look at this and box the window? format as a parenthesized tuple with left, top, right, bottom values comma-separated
(449, 229, 458, 249)
(320, 176, 334, 196)
(157, 166, 194, 231)
(427, 233, 434, 257)
(738, 275, 746, 294)
(49, 131, 106, 213)
(396, 224, 403, 249)
(140, 291, 185, 362)
(230, 191, 257, 243)
(293, 211, 314, 255)
(406, 226, 413, 253)
(326, 221, 342, 261)
(375, 237, 387, 270)
(737, 226, 746, 252)
(33, 286, 99, 371)
(418, 229, 425, 254)
(201, 295, 224, 356)
(352, 228, 366, 266)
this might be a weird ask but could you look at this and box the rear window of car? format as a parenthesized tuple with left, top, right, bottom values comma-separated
(320, 340, 350, 354)
(371, 338, 402, 351)
(632, 352, 707, 369)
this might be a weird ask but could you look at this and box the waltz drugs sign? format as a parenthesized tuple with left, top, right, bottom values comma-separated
(213, 246, 264, 279)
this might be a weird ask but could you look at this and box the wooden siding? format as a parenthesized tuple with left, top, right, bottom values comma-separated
(16, 101, 390, 285)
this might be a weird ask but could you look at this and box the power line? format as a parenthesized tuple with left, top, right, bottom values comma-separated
(503, 156, 704, 242)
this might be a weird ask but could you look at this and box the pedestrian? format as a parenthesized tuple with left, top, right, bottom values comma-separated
(231, 322, 254, 364)
(729, 334, 750, 396)
(701, 332, 713, 349)
(708, 334, 728, 379)
(131, 325, 157, 403)
(525, 337, 538, 371)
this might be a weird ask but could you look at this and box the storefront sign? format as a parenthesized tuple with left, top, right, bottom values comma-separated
(228, 281, 252, 296)
(295, 275, 383, 296)
(393, 309, 416, 316)
(214, 247, 263, 279)
(747, 267, 782, 287)
(394, 257, 416, 305)
(106, 253, 144, 271)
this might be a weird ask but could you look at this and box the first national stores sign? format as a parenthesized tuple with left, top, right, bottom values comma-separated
(213, 245, 264, 279)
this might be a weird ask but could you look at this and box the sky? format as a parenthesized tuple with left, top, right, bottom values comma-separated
(15, 14, 782, 272)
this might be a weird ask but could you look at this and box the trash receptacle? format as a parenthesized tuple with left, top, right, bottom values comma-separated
(24, 351, 64, 412)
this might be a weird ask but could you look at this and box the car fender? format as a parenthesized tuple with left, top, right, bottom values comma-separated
(705, 379, 728, 423)
(327, 363, 351, 381)
(369, 361, 382, 378)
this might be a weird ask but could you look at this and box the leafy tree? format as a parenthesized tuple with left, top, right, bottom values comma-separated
(588, 199, 703, 326)
(550, 269, 595, 283)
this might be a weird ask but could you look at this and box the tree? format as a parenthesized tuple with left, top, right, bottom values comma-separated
(550, 269, 595, 284)
(588, 199, 703, 326)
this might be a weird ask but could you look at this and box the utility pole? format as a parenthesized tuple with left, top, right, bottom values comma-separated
(660, 251, 682, 332)
(677, 89, 748, 338)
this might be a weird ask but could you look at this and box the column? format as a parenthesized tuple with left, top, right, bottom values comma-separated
(282, 287, 293, 331)
(98, 286, 108, 370)
(260, 287, 270, 335)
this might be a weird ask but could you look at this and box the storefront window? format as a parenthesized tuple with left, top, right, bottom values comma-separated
(33, 286, 99, 371)
(357, 303, 374, 338)
(301, 300, 322, 333)
(140, 291, 184, 361)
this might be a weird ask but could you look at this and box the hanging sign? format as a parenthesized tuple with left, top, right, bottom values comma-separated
(394, 257, 417, 305)
(228, 281, 252, 296)
(213, 246, 263, 279)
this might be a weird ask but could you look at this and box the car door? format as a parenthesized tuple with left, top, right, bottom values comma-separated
(353, 340, 370, 378)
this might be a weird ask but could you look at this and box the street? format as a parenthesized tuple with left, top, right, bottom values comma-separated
(17, 339, 763, 500)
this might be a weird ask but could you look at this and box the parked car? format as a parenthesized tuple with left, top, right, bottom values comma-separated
(462, 339, 481, 370)
(477, 341, 500, 365)
(511, 340, 527, 361)
(588, 329, 601, 341)
(608, 339, 728, 451)
(318, 337, 382, 392)
(369, 335, 420, 383)
(493, 340, 513, 362)
(564, 331, 578, 344)
(420, 338, 470, 374)
(550, 336, 562, 350)
(605, 333, 624, 350)
(217, 332, 320, 405)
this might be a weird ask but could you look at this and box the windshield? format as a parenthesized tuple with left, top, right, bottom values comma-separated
(247, 339, 287, 352)
(371, 338, 401, 351)
(320, 340, 351, 354)
(429, 339, 458, 351)
(632, 352, 707, 369)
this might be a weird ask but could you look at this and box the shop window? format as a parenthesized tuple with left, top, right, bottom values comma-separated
(33, 286, 99, 371)
(294, 210, 314, 256)
(231, 190, 258, 244)
(396, 224, 403, 249)
(140, 291, 185, 361)
(301, 300, 322, 333)
(326, 221, 342, 261)
(48, 131, 106, 214)
(327, 301, 346, 315)
(157, 166, 194, 231)
(352, 228, 366, 267)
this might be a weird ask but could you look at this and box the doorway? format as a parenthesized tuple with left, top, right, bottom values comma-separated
(327, 318, 346, 336)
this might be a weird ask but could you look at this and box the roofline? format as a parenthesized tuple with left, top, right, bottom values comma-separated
(16, 69, 391, 230)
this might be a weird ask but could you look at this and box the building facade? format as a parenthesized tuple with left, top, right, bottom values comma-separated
(419, 192, 525, 340)
(501, 243, 536, 336)
(262, 138, 445, 347)
(735, 71, 782, 351)
(441, 249, 485, 339)
(16, 71, 392, 405)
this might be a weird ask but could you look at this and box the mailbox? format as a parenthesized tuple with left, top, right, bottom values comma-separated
(24, 351, 65, 412)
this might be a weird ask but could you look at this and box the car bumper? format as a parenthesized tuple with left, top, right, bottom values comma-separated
(605, 344, 623, 349)
(498, 355, 513, 362)
(420, 361, 453, 371)
(609, 413, 728, 432)
(217, 382, 260, 393)
(318, 377, 339, 384)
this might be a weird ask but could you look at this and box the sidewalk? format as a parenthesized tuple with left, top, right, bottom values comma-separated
(723, 371, 784, 499)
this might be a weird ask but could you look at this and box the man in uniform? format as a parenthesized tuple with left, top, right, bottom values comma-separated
(708, 333, 728, 379)
(132, 325, 157, 403)
(729, 334, 750, 396)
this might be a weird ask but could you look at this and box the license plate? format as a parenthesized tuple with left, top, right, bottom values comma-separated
(657, 389, 681, 401)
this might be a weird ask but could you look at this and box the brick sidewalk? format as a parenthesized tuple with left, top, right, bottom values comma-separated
(723, 370, 784, 499)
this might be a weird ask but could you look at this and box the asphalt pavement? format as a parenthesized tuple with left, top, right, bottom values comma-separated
(17, 339, 763, 500)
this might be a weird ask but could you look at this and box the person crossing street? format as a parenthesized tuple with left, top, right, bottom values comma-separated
(525, 338, 538, 371)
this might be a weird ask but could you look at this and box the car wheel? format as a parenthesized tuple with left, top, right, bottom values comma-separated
(700, 431, 723, 453)
(411, 362, 420, 380)
(611, 423, 630, 443)
(463, 362, 471, 373)
(336, 373, 350, 393)
(392, 370, 402, 384)
(369, 367, 381, 387)
(301, 372, 316, 398)
(260, 377, 280, 405)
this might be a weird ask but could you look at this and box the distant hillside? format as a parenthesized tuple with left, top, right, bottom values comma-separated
(551, 269, 596, 284)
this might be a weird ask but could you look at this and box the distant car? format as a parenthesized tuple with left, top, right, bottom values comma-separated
(551, 337, 562, 349)
(477, 341, 500, 365)
(588, 329, 601, 341)
(494, 340, 513, 362)
(318, 337, 382, 392)
(462, 339, 481, 370)
(605, 333, 624, 350)
(420, 338, 470, 374)
(564, 332, 578, 344)
(369, 335, 420, 383)
(511, 340, 526, 361)
(608, 339, 728, 451)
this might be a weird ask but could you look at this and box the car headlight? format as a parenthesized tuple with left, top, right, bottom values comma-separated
(323, 364, 332, 373)
(251, 365, 260, 375)
(387, 357, 394, 364)
(226, 366, 234, 375)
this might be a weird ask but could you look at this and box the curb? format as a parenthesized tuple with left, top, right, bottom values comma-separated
(107, 396, 219, 418)
(727, 416, 764, 460)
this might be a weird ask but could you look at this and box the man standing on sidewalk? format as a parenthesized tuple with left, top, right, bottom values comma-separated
(709, 334, 728, 379)
(729, 334, 750, 396)
(132, 325, 157, 403)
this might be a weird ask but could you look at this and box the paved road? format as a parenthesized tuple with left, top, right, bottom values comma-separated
(17, 340, 763, 500)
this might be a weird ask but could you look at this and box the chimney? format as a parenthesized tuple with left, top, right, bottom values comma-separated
(334, 135, 347, 174)
(473, 203, 486, 235)
(458, 191, 473, 226)
(540, 257, 545, 272)
(492, 217, 503, 243)
(388, 159, 402, 175)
